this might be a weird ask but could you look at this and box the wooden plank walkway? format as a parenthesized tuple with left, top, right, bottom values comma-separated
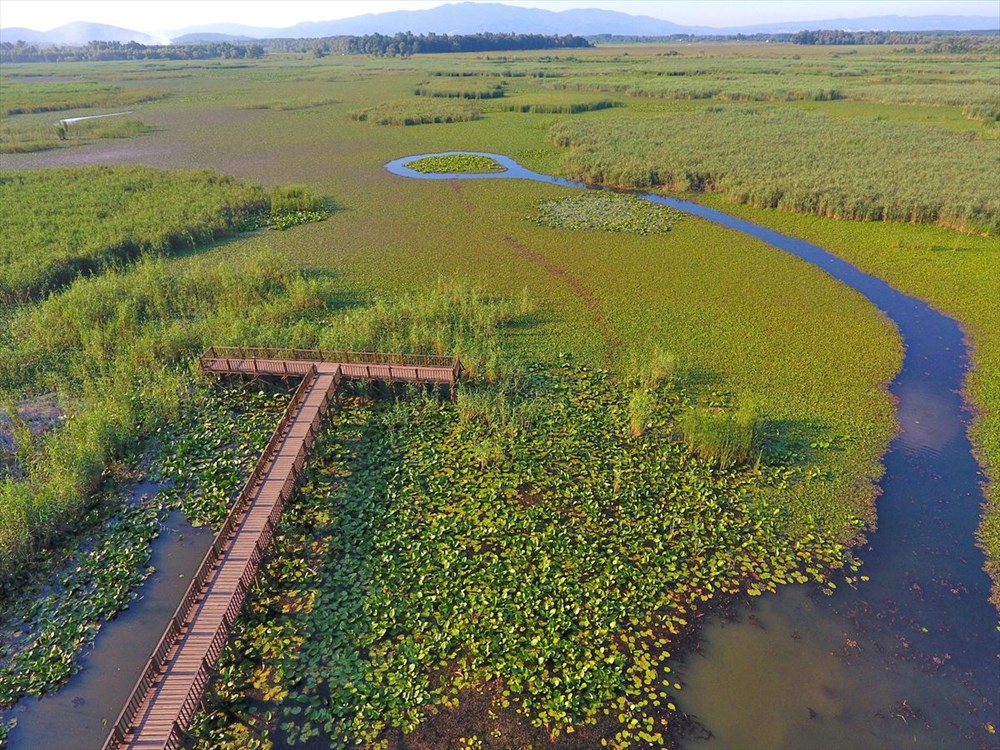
(103, 349, 460, 750)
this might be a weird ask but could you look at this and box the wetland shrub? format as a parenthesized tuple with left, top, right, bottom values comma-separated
(679, 401, 761, 468)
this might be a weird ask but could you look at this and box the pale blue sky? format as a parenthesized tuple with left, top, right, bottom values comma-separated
(1, 0, 997, 33)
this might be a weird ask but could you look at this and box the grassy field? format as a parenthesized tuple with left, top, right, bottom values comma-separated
(0, 39, 995, 745)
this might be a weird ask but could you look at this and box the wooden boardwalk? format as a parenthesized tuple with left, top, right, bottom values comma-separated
(103, 349, 460, 750)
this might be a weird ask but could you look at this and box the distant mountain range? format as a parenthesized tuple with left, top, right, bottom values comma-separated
(2, 2, 997, 46)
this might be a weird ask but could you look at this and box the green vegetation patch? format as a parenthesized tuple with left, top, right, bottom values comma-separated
(0, 168, 329, 302)
(347, 98, 482, 126)
(404, 154, 506, 174)
(551, 107, 1000, 233)
(0, 166, 268, 302)
(414, 78, 506, 99)
(0, 81, 169, 116)
(0, 117, 153, 154)
(502, 99, 621, 114)
(531, 191, 684, 234)
(186, 361, 856, 748)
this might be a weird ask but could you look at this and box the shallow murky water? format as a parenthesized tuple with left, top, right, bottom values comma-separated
(6, 504, 213, 750)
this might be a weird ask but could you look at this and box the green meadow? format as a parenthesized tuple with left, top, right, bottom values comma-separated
(0, 39, 996, 746)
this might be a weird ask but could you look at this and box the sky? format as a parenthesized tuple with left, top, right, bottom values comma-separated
(0, 0, 997, 33)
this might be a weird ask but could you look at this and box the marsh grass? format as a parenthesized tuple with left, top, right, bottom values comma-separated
(0, 118, 153, 154)
(0, 249, 529, 586)
(347, 99, 482, 125)
(551, 109, 999, 233)
(679, 401, 761, 468)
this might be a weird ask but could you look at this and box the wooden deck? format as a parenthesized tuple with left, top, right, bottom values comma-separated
(103, 349, 461, 750)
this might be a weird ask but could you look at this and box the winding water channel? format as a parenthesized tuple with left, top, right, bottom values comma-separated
(7, 152, 996, 749)
(387, 153, 999, 749)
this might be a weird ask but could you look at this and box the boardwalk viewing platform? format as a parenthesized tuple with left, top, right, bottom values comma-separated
(103, 348, 461, 750)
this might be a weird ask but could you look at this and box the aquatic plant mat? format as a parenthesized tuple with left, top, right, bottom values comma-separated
(186, 361, 854, 748)
(405, 154, 506, 173)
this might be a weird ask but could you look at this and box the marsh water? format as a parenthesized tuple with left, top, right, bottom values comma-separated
(6, 499, 213, 750)
(389, 153, 999, 748)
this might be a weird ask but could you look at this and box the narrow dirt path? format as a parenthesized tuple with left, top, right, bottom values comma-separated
(502, 233, 621, 362)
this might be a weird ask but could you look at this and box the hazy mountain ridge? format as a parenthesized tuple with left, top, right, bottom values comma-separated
(2, 3, 996, 46)
(0, 21, 162, 46)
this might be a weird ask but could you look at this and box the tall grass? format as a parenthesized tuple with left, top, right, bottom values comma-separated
(679, 401, 760, 468)
(0, 252, 530, 587)
(551, 109, 1000, 234)
(0, 167, 268, 302)
(347, 99, 482, 125)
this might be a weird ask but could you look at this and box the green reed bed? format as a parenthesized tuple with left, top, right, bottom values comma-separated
(348, 99, 483, 126)
(0, 167, 332, 302)
(550, 108, 999, 233)
(0, 167, 268, 302)
(0, 80, 169, 117)
(0, 117, 154, 154)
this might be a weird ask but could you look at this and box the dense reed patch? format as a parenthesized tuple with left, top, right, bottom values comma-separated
(0, 117, 153, 154)
(0, 166, 268, 302)
(501, 99, 621, 114)
(414, 78, 507, 99)
(550, 109, 1000, 233)
(0, 80, 169, 116)
(679, 401, 760, 468)
(347, 99, 482, 125)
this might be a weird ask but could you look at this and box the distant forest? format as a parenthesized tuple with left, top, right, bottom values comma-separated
(590, 29, 999, 49)
(3, 28, 996, 63)
(0, 32, 592, 63)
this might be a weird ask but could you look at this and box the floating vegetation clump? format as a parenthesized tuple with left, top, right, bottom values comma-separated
(187, 359, 857, 748)
(0, 502, 159, 706)
(405, 154, 506, 174)
(532, 191, 684, 235)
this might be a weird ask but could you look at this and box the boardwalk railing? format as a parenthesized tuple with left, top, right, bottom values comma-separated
(102, 365, 337, 750)
(200, 346, 463, 382)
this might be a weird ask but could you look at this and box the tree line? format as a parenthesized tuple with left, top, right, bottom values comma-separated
(0, 32, 590, 63)
(0, 39, 265, 63)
